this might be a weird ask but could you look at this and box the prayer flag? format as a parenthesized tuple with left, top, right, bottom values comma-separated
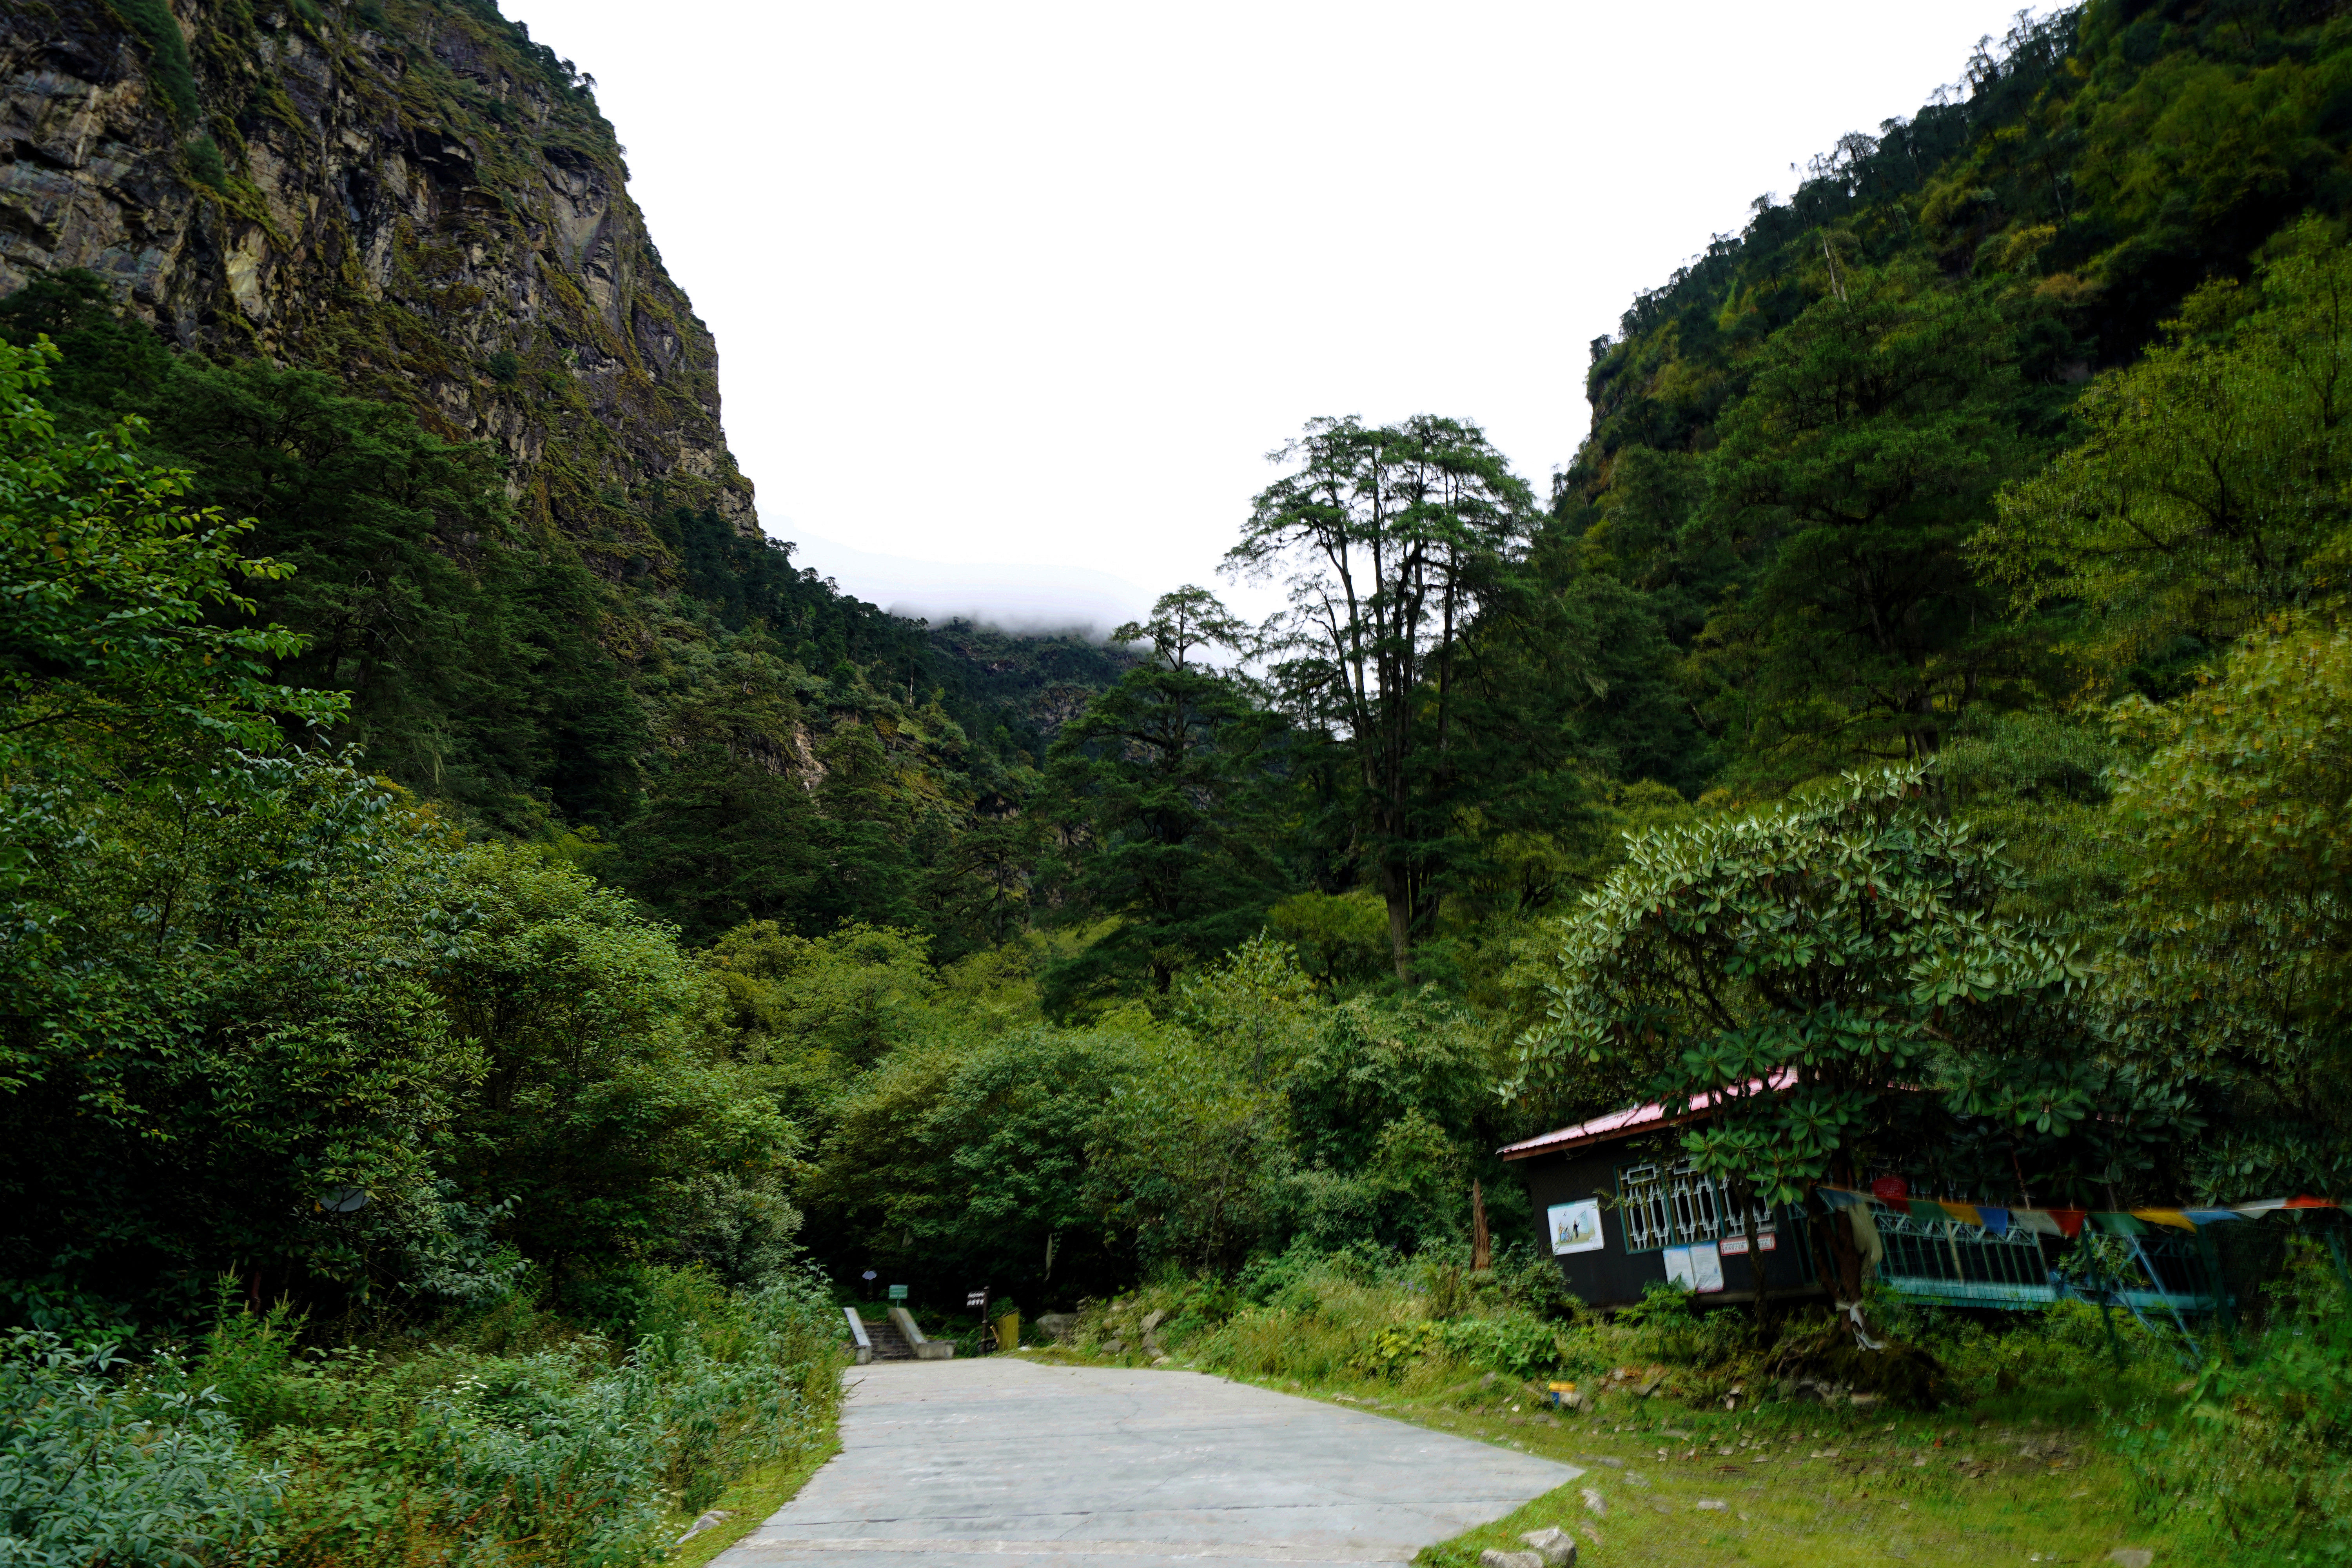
(2130, 1209, 2196, 1231)
(2092, 1212, 2149, 1237)
(1976, 1206, 2011, 1235)
(2011, 1209, 2065, 1237)
(1938, 1200, 1982, 1226)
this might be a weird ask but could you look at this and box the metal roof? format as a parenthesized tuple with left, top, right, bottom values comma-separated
(1496, 1067, 1800, 1162)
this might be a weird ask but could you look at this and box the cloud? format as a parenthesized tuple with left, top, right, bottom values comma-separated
(779, 528, 1155, 639)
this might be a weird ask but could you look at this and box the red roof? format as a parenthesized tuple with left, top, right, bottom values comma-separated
(1497, 1067, 1800, 1162)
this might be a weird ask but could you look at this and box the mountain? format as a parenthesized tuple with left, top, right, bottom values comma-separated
(5, 0, 755, 543)
(1555, 0, 2352, 787)
(0, 0, 1134, 955)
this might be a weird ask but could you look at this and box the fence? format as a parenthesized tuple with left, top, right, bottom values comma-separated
(1800, 1200, 2223, 1316)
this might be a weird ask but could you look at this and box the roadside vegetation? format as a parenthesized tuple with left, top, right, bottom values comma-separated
(1029, 1238, 2350, 1566)
(10, 3, 2352, 1564)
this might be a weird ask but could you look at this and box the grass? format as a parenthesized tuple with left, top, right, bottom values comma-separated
(1022, 1343, 2229, 1567)
(1411, 1401, 2176, 1568)
(663, 1431, 842, 1568)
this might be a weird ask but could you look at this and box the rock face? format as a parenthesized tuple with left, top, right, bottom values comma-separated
(0, 0, 757, 556)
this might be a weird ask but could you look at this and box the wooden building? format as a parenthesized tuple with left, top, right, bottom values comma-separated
(1502, 1071, 2219, 1316)
(1500, 1072, 1824, 1310)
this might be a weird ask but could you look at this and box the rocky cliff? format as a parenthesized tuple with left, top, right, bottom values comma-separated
(0, 0, 758, 561)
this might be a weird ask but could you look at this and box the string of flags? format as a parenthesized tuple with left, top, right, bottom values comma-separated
(1812, 1184, 2342, 1238)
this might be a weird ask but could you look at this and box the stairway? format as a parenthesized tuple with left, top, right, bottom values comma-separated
(867, 1317, 915, 1361)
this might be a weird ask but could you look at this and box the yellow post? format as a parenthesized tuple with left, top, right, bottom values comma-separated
(994, 1312, 1020, 1352)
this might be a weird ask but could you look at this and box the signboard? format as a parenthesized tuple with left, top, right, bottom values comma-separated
(887, 1284, 909, 1301)
(1546, 1199, 1604, 1256)
(1662, 1241, 1726, 1293)
(1719, 1232, 1776, 1255)
(966, 1291, 989, 1308)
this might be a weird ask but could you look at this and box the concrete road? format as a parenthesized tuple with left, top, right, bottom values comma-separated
(713, 1357, 1577, 1568)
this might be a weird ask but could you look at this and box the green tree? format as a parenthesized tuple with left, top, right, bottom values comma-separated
(1692, 265, 2043, 777)
(2100, 617, 2352, 1198)
(0, 337, 337, 782)
(799, 1024, 1144, 1303)
(1508, 764, 2189, 1293)
(1227, 416, 1536, 977)
(1043, 587, 1287, 1008)
(432, 845, 800, 1291)
(1979, 229, 2352, 679)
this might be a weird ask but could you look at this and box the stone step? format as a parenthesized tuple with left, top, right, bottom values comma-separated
(867, 1320, 915, 1361)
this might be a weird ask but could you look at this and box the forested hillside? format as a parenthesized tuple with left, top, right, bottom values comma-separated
(5, 1, 2352, 1563)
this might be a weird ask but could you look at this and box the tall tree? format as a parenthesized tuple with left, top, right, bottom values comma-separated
(1226, 416, 1535, 979)
(1043, 587, 1286, 1009)
(1690, 263, 2045, 778)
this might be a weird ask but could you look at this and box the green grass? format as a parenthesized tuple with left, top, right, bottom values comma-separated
(663, 1430, 842, 1568)
(1411, 1400, 2175, 1568)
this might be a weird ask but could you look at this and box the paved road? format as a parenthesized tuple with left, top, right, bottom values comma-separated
(713, 1357, 1577, 1568)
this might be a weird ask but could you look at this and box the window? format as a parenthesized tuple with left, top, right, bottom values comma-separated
(1615, 1159, 1776, 1253)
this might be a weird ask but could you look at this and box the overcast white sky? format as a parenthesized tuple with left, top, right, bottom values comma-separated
(506, 0, 2038, 632)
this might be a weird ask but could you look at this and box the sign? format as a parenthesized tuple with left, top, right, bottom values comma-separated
(967, 1291, 989, 1308)
(1662, 1241, 1726, 1293)
(887, 1284, 908, 1301)
(1718, 1232, 1776, 1255)
(1546, 1199, 1604, 1256)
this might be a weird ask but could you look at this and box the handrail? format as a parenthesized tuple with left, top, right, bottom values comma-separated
(842, 1307, 871, 1350)
(889, 1305, 926, 1346)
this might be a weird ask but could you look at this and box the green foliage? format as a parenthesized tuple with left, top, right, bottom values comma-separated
(0, 337, 340, 783)
(198, 1268, 845, 1566)
(184, 135, 228, 190)
(433, 845, 802, 1291)
(1690, 266, 2049, 775)
(108, 0, 201, 120)
(1230, 415, 1542, 978)
(1980, 226, 2352, 670)
(0, 1330, 281, 1565)
(2100, 616, 2352, 1197)
(1510, 762, 2186, 1209)
(1042, 587, 1290, 1008)
(800, 1022, 1147, 1302)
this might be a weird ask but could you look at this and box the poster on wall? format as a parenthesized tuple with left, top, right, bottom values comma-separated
(1547, 1199, 1604, 1255)
(1662, 1241, 1726, 1292)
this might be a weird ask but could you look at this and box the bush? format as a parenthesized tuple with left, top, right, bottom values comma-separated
(0, 1331, 282, 1566)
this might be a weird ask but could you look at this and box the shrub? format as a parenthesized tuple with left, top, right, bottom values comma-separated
(0, 1331, 283, 1566)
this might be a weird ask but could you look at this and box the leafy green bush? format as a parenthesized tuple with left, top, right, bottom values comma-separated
(0, 1331, 282, 1566)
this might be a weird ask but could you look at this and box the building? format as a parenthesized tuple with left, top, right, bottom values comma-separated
(1499, 1071, 1823, 1310)
(1501, 1072, 2218, 1315)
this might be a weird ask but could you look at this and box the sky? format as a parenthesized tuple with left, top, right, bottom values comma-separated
(505, 0, 2040, 633)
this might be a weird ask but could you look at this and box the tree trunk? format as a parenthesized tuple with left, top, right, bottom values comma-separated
(1378, 864, 1413, 982)
(1470, 1180, 1491, 1272)
(1735, 1179, 1770, 1324)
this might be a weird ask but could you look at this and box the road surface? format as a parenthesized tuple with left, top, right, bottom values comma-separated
(712, 1356, 1577, 1568)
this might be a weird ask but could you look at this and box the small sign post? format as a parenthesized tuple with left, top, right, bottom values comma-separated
(887, 1284, 908, 1302)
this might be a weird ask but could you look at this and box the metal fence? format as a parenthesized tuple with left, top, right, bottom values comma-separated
(1802, 1200, 2221, 1315)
